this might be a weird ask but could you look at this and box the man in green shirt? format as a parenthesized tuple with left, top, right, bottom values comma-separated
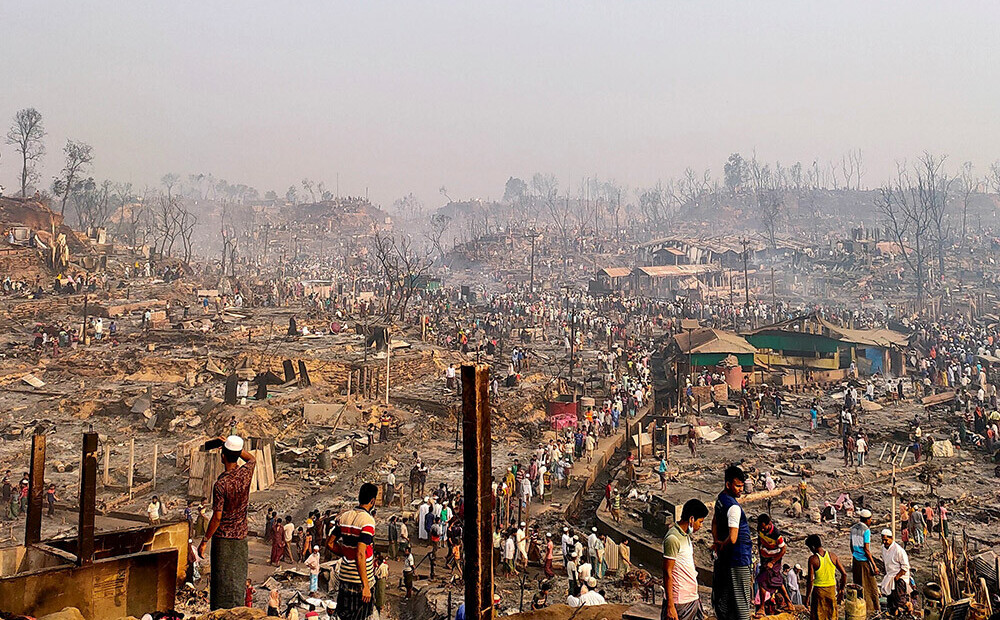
(664, 499, 709, 620)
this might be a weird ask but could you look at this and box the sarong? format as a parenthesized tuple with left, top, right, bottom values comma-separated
(712, 562, 753, 620)
(852, 559, 879, 616)
(210, 537, 248, 610)
(810, 585, 837, 620)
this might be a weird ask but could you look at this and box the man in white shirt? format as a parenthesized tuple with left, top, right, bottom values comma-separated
(504, 532, 517, 575)
(579, 578, 607, 606)
(416, 498, 431, 540)
(856, 436, 868, 467)
(565, 553, 578, 595)
(880, 530, 911, 615)
(561, 528, 573, 565)
(587, 527, 600, 566)
(515, 522, 528, 571)
(147, 496, 162, 524)
(305, 545, 321, 593)
(577, 558, 593, 584)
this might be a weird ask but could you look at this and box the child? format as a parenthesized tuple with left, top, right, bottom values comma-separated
(245, 578, 255, 608)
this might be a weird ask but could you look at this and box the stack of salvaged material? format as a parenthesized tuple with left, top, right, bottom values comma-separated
(92, 298, 166, 317)
(187, 437, 277, 499)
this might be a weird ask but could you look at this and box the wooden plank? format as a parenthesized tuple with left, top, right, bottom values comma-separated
(261, 443, 275, 488)
(461, 364, 494, 620)
(25, 431, 46, 545)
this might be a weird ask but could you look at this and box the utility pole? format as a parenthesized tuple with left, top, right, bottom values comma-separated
(729, 270, 735, 329)
(385, 328, 391, 406)
(461, 364, 494, 620)
(771, 267, 776, 311)
(741, 237, 751, 326)
(81, 294, 89, 342)
(530, 234, 536, 294)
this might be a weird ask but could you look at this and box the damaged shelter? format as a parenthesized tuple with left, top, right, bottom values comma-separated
(744, 312, 910, 383)
(0, 430, 187, 618)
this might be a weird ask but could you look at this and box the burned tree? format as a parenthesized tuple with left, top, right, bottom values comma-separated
(54, 140, 94, 216)
(427, 212, 452, 263)
(957, 161, 978, 250)
(876, 163, 935, 307)
(637, 183, 667, 230)
(73, 179, 116, 231)
(371, 227, 433, 320)
(916, 154, 953, 284)
(747, 156, 785, 250)
(6, 108, 45, 197)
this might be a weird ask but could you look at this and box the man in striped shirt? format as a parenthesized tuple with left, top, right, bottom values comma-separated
(328, 483, 379, 620)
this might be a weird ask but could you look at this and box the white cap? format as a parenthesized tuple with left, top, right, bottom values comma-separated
(859, 509, 872, 518)
(313, 545, 320, 550)
(587, 577, 597, 587)
(563, 526, 569, 532)
(224, 435, 244, 451)
(794, 564, 802, 571)
(592, 527, 598, 532)
(881, 529, 893, 537)
(520, 521, 525, 526)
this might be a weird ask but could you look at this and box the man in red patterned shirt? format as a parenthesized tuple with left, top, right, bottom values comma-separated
(200, 435, 256, 610)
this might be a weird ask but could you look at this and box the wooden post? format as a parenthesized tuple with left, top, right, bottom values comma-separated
(25, 428, 46, 545)
(103, 443, 110, 485)
(128, 438, 135, 498)
(152, 444, 158, 490)
(78, 432, 98, 565)
(891, 464, 897, 539)
(385, 332, 391, 406)
(665, 423, 671, 463)
(461, 364, 494, 620)
(346, 369, 352, 400)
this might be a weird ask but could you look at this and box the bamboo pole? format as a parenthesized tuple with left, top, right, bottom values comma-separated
(127, 439, 135, 498)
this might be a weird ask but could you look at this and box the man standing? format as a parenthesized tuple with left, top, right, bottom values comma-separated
(805, 534, 847, 620)
(385, 467, 396, 507)
(147, 495, 163, 525)
(880, 530, 912, 616)
(328, 483, 379, 620)
(711, 465, 753, 620)
(849, 510, 880, 616)
(305, 545, 321, 593)
(198, 435, 256, 610)
(402, 544, 415, 599)
(664, 499, 709, 620)
(388, 516, 400, 560)
(45, 484, 57, 517)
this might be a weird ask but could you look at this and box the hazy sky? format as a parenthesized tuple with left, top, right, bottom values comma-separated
(2, 1, 999, 207)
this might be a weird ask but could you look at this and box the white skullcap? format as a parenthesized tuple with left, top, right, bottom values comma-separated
(313, 545, 320, 550)
(592, 527, 598, 532)
(881, 529, 893, 537)
(224, 435, 244, 451)
(587, 577, 597, 587)
(520, 521, 525, 526)
(859, 509, 872, 518)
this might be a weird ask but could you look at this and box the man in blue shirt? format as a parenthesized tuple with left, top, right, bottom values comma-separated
(711, 465, 753, 620)
(849, 509, 880, 616)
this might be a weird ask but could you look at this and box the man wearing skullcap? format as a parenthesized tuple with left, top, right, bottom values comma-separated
(200, 435, 256, 609)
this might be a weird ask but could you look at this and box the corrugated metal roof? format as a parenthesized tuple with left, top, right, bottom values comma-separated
(600, 267, 632, 278)
(674, 328, 758, 355)
(635, 264, 718, 277)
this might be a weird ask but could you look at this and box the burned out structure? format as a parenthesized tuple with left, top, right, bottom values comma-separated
(0, 430, 186, 618)
(744, 312, 910, 382)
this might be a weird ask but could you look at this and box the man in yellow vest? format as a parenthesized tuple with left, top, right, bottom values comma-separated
(805, 534, 847, 620)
